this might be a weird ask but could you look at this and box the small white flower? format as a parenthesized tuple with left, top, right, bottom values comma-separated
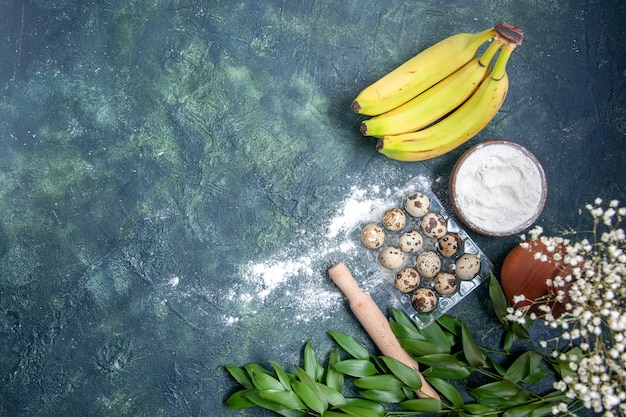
(512, 294, 526, 303)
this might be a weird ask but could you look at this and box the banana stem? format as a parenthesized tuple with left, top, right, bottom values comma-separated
(490, 45, 514, 81)
(478, 39, 504, 67)
(494, 22, 524, 46)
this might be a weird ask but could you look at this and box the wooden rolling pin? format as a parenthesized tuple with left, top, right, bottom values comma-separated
(329, 262, 440, 400)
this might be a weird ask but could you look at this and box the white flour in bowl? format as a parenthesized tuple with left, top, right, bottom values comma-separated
(452, 142, 545, 235)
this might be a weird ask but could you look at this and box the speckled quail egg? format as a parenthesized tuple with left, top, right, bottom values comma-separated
(379, 246, 404, 270)
(411, 288, 437, 313)
(381, 208, 406, 232)
(433, 272, 458, 295)
(398, 231, 424, 253)
(437, 233, 464, 257)
(394, 268, 420, 293)
(415, 250, 441, 278)
(455, 253, 481, 280)
(404, 192, 430, 218)
(420, 212, 448, 239)
(360, 224, 385, 249)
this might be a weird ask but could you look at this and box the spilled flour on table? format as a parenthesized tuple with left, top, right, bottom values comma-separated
(227, 177, 431, 325)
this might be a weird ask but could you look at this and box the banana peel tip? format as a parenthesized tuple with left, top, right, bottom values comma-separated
(359, 122, 368, 136)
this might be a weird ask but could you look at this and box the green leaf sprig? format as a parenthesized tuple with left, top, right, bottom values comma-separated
(223, 275, 580, 416)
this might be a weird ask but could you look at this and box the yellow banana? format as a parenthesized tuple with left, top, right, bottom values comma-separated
(351, 26, 496, 116)
(361, 38, 504, 137)
(376, 43, 515, 161)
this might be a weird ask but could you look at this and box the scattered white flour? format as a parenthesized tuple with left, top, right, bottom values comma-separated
(326, 185, 388, 238)
(222, 315, 240, 326)
(453, 143, 545, 234)
(227, 176, 432, 325)
(249, 258, 314, 300)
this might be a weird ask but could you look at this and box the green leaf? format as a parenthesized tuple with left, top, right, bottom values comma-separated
(424, 365, 471, 380)
(399, 338, 447, 357)
(223, 365, 254, 389)
(326, 348, 344, 392)
(503, 351, 544, 383)
(332, 359, 378, 377)
(488, 273, 531, 347)
(258, 390, 306, 410)
(336, 404, 384, 417)
(427, 377, 463, 408)
(488, 273, 510, 325)
(244, 390, 306, 416)
(390, 319, 422, 341)
(244, 363, 272, 376)
(398, 398, 442, 413)
(379, 356, 422, 391)
(342, 397, 386, 414)
(328, 331, 371, 360)
(224, 388, 255, 409)
(270, 360, 294, 390)
(402, 385, 418, 400)
(502, 328, 518, 353)
(468, 380, 529, 406)
(416, 353, 462, 368)
(421, 319, 453, 351)
(461, 322, 485, 367)
(390, 308, 426, 341)
(503, 402, 556, 417)
(358, 388, 407, 403)
(251, 370, 285, 392)
(510, 318, 532, 340)
(436, 314, 463, 337)
(353, 374, 405, 390)
(463, 403, 501, 414)
(552, 347, 582, 381)
(323, 412, 350, 417)
(471, 380, 524, 398)
(523, 365, 547, 385)
(292, 380, 327, 414)
(303, 340, 324, 382)
(486, 357, 507, 377)
(316, 382, 346, 406)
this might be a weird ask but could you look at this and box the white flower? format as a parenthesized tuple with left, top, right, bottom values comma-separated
(504, 198, 626, 417)
(512, 294, 526, 303)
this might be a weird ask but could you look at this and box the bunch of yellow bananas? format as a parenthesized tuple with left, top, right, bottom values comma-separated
(353, 23, 524, 162)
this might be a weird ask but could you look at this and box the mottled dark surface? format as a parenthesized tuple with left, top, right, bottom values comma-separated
(0, 1, 624, 416)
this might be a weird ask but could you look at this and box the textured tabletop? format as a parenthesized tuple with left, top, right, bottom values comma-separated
(0, 1, 624, 416)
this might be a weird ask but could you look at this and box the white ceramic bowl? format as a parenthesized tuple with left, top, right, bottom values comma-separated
(449, 140, 548, 237)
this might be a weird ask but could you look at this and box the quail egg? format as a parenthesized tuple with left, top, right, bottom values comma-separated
(398, 231, 424, 253)
(455, 253, 481, 280)
(415, 250, 441, 278)
(411, 288, 437, 313)
(379, 246, 404, 270)
(381, 208, 406, 232)
(394, 268, 421, 293)
(420, 212, 448, 238)
(404, 192, 430, 218)
(437, 233, 464, 257)
(360, 224, 385, 249)
(433, 272, 458, 295)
